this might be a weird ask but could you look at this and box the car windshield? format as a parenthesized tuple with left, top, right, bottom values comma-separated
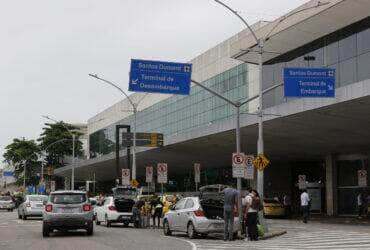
(50, 193, 86, 204)
(0, 196, 11, 201)
(114, 188, 137, 196)
(29, 196, 48, 202)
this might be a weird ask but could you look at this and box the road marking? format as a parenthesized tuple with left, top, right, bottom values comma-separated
(167, 236, 197, 250)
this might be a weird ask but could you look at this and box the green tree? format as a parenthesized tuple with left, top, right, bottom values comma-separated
(38, 122, 84, 169)
(3, 138, 41, 186)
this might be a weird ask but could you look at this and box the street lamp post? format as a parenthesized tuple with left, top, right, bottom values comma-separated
(42, 115, 77, 190)
(214, 0, 328, 232)
(89, 74, 148, 181)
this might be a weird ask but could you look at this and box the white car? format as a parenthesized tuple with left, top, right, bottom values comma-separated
(163, 197, 240, 238)
(95, 196, 134, 227)
(18, 195, 48, 219)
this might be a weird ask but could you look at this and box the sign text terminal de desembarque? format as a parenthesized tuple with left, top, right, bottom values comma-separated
(284, 67, 335, 97)
(129, 59, 192, 95)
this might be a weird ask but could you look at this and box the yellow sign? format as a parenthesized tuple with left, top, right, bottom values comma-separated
(47, 166, 54, 176)
(253, 154, 270, 171)
(131, 179, 139, 188)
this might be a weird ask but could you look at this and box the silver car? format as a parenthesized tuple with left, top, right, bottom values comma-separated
(0, 196, 15, 211)
(18, 195, 48, 219)
(163, 197, 240, 238)
(42, 190, 94, 237)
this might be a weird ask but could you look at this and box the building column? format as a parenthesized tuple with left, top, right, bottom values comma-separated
(325, 155, 337, 216)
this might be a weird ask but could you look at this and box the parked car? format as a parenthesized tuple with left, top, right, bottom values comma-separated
(163, 196, 240, 238)
(0, 196, 15, 211)
(42, 190, 94, 237)
(18, 195, 48, 219)
(95, 196, 138, 227)
(263, 198, 286, 217)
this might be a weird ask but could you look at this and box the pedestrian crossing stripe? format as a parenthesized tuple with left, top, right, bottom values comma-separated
(190, 229, 370, 250)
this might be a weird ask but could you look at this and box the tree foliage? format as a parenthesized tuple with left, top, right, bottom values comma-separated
(38, 122, 84, 169)
(3, 138, 41, 186)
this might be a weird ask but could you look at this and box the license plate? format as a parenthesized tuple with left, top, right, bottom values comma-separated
(60, 208, 77, 213)
(214, 224, 223, 228)
(36, 204, 43, 207)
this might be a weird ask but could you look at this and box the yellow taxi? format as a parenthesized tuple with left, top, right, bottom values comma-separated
(263, 198, 285, 217)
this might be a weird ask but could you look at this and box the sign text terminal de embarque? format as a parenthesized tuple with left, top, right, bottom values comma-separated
(284, 67, 335, 97)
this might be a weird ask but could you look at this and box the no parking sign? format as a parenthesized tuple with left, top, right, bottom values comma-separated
(122, 169, 130, 186)
(232, 153, 246, 178)
(146, 166, 153, 183)
(157, 163, 168, 183)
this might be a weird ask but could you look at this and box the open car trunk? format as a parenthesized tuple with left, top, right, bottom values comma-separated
(199, 191, 224, 220)
(114, 197, 135, 213)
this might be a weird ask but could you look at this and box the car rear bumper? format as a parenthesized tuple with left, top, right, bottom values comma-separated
(194, 218, 240, 234)
(108, 212, 134, 222)
(44, 218, 92, 229)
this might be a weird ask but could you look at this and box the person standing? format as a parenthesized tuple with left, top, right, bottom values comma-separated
(222, 186, 238, 241)
(300, 189, 310, 223)
(244, 189, 260, 241)
(150, 195, 163, 229)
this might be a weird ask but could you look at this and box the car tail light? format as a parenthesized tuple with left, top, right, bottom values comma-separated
(45, 204, 53, 212)
(194, 210, 205, 217)
(83, 204, 92, 212)
(26, 203, 31, 208)
(108, 205, 116, 211)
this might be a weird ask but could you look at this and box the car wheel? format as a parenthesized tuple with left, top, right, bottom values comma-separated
(86, 222, 94, 236)
(42, 222, 50, 237)
(10, 209, 13, 212)
(105, 215, 111, 227)
(163, 220, 172, 236)
(187, 222, 196, 239)
(22, 213, 27, 220)
(123, 222, 129, 227)
(96, 218, 101, 225)
(18, 213, 22, 219)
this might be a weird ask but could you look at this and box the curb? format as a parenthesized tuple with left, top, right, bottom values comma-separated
(260, 230, 287, 240)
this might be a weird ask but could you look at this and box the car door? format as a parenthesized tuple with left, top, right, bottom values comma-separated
(178, 198, 195, 232)
(169, 198, 186, 231)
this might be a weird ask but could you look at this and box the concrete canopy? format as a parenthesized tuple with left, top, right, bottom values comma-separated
(230, 0, 370, 64)
(55, 80, 370, 182)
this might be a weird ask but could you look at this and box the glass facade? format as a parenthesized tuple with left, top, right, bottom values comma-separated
(90, 64, 249, 158)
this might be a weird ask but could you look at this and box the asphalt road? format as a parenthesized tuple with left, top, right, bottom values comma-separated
(0, 211, 192, 250)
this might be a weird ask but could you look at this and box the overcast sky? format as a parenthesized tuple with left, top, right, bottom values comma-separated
(0, 0, 308, 164)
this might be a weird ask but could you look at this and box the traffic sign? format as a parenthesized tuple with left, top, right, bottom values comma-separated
(253, 154, 270, 171)
(146, 166, 153, 183)
(232, 153, 246, 178)
(129, 59, 192, 95)
(2, 171, 14, 177)
(131, 179, 139, 188)
(194, 163, 201, 183)
(284, 67, 335, 97)
(358, 170, 367, 187)
(157, 163, 168, 183)
(47, 166, 54, 176)
(298, 175, 307, 190)
(244, 155, 255, 180)
(122, 169, 130, 186)
(122, 132, 164, 147)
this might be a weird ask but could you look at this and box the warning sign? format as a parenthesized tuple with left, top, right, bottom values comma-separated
(298, 175, 307, 190)
(232, 153, 246, 178)
(131, 179, 139, 188)
(157, 163, 168, 184)
(253, 154, 270, 171)
(122, 169, 130, 186)
(244, 155, 254, 180)
(146, 166, 153, 183)
(194, 163, 201, 183)
(358, 170, 367, 187)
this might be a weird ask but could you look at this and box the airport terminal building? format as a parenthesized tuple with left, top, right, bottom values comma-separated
(56, 0, 370, 216)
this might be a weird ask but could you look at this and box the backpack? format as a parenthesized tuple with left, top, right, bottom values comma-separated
(251, 196, 263, 211)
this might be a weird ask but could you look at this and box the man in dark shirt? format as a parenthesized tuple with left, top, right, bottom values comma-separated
(223, 186, 238, 241)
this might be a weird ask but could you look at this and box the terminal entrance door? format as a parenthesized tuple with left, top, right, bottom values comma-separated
(291, 161, 326, 214)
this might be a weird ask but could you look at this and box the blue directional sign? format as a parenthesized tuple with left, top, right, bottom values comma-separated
(284, 67, 335, 97)
(129, 59, 192, 95)
(27, 186, 35, 194)
(3, 171, 14, 177)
